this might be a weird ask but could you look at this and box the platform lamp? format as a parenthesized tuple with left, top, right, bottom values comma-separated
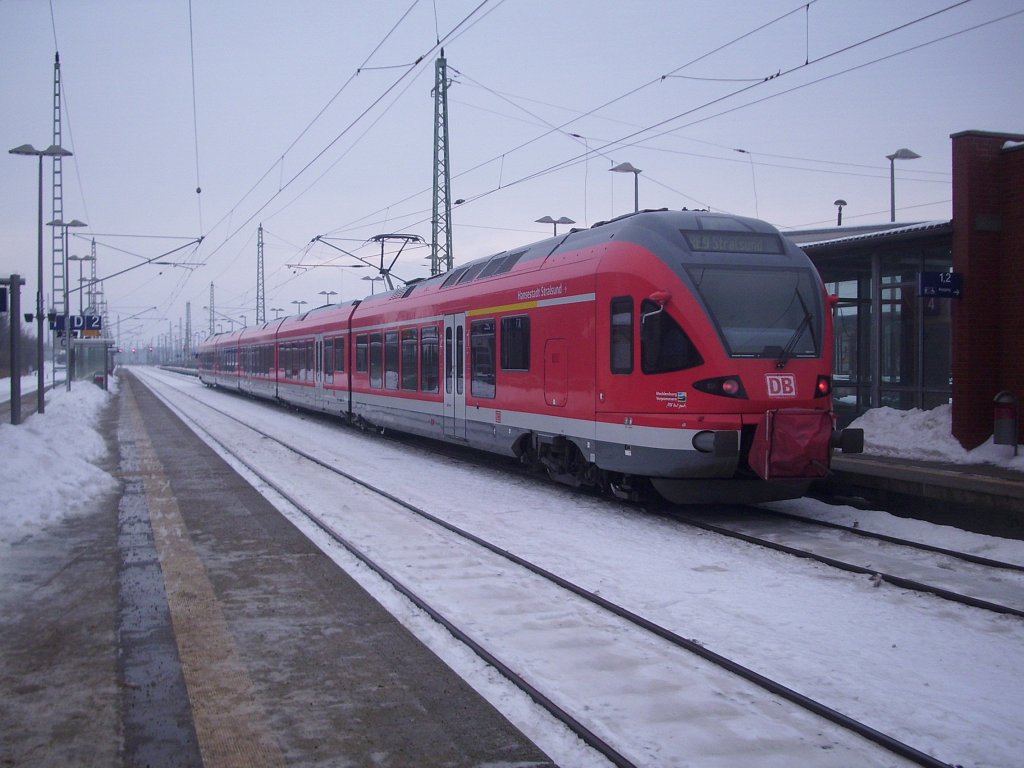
(291, 299, 307, 315)
(9, 143, 73, 414)
(318, 290, 337, 305)
(47, 217, 88, 391)
(535, 215, 576, 236)
(834, 199, 847, 227)
(887, 148, 920, 222)
(609, 162, 642, 213)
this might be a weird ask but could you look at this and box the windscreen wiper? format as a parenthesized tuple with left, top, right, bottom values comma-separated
(776, 291, 816, 369)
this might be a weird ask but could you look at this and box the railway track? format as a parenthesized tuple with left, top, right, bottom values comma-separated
(672, 507, 1024, 619)
(138, 368, 959, 768)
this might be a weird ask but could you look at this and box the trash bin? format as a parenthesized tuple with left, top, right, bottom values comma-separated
(993, 391, 1018, 455)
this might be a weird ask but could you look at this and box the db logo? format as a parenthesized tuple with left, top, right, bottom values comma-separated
(765, 373, 797, 398)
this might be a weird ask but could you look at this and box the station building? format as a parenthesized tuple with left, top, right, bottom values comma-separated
(786, 130, 1024, 449)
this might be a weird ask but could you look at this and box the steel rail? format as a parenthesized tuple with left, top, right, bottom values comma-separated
(673, 512, 1024, 619)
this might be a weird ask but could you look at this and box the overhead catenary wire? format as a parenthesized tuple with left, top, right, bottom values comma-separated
(406, 1, 1009, 224)
(189, 1, 509, 316)
(175, 0, 848, 315)
(192, 1, 495, 274)
(316, 0, 969, 244)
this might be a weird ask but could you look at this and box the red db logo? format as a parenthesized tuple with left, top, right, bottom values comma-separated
(765, 373, 797, 398)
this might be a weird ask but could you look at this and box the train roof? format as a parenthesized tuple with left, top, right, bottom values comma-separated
(198, 210, 807, 349)
(370, 209, 805, 304)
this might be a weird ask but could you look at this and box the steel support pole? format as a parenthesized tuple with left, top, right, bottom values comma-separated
(35, 155, 45, 414)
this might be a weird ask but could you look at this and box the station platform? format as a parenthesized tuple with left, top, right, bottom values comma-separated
(818, 453, 1024, 539)
(0, 371, 554, 767)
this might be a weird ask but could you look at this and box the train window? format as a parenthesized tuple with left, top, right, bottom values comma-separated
(686, 266, 821, 358)
(442, 268, 467, 287)
(356, 334, 368, 373)
(457, 261, 487, 284)
(492, 250, 525, 275)
(501, 315, 530, 370)
(610, 297, 633, 374)
(324, 339, 334, 381)
(305, 340, 315, 382)
(477, 251, 508, 279)
(401, 330, 418, 390)
(421, 326, 439, 393)
(640, 299, 703, 374)
(369, 333, 383, 388)
(280, 343, 290, 379)
(385, 331, 400, 390)
(471, 319, 496, 398)
(333, 337, 345, 374)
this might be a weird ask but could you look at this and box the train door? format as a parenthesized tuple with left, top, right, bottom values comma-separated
(544, 338, 568, 407)
(313, 334, 325, 409)
(443, 313, 467, 439)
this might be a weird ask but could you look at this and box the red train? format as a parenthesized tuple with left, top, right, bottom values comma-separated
(197, 210, 862, 504)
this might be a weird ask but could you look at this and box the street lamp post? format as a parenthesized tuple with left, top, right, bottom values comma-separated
(291, 299, 307, 314)
(318, 290, 337, 305)
(361, 276, 382, 295)
(610, 162, 642, 213)
(47, 218, 87, 391)
(270, 307, 284, 320)
(535, 215, 576, 236)
(834, 199, 847, 227)
(887, 148, 920, 223)
(9, 143, 73, 414)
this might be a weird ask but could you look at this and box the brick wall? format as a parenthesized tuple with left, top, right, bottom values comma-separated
(950, 131, 1024, 449)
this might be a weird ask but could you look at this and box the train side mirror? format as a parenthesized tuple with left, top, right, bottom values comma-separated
(648, 290, 671, 307)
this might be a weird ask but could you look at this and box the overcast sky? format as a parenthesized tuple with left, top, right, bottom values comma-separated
(2, 0, 1021, 349)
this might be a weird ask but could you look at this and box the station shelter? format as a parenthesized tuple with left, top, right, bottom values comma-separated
(786, 130, 1024, 449)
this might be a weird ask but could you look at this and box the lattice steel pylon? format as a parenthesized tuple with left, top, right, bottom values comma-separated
(430, 50, 453, 276)
(51, 53, 66, 340)
(256, 223, 266, 324)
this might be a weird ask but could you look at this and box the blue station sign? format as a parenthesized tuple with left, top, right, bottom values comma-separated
(51, 314, 103, 335)
(918, 271, 963, 299)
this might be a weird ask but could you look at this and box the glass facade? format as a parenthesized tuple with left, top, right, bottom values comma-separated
(802, 228, 952, 427)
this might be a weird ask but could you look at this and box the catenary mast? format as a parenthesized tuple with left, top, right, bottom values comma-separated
(430, 50, 453, 276)
(256, 224, 265, 324)
(51, 53, 66, 380)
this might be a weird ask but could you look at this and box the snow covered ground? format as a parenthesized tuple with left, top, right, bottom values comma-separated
(2, 367, 1023, 766)
(848, 403, 1023, 471)
(0, 373, 117, 544)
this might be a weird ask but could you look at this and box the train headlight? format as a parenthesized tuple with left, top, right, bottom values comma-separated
(694, 375, 748, 399)
(815, 375, 832, 398)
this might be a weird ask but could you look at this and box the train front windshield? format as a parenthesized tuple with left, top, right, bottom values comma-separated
(686, 266, 823, 359)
